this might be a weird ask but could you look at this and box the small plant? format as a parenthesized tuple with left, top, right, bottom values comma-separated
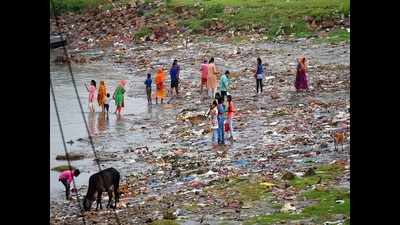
(51, 0, 109, 14)
(201, 3, 224, 18)
(134, 27, 152, 39)
(165, 0, 172, 6)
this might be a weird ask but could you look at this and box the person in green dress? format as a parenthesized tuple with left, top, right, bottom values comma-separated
(113, 80, 126, 114)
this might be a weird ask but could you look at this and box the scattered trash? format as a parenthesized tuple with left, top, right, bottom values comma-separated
(324, 220, 345, 225)
(280, 202, 296, 213)
(55, 153, 85, 161)
(282, 172, 295, 180)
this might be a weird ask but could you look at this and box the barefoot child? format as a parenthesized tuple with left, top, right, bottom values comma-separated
(219, 70, 230, 102)
(85, 80, 97, 112)
(217, 97, 225, 145)
(144, 73, 152, 104)
(207, 100, 219, 147)
(226, 94, 235, 140)
(104, 93, 111, 117)
(59, 169, 80, 200)
(255, 58, 264, 95)
(169, 59, 180, 97)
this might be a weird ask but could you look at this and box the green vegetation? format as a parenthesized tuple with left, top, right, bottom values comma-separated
(245, 188, 350, 224)
(315, 28, 350, 44)
(289, 163, 345, 189)
(170, 0, 350, 39)
(204, 177, 273, 202)
(51, 0, 108, 13)
(52, 0, 350, 42)
(134, 27, 153, 39)
(51, 0, 134, 14)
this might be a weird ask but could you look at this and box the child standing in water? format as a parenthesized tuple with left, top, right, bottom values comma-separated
(217, 97, 225, 145)
(226, 94, 235, 140)
(144, 73, 152, 104)
(208, 100, 219, 147)
(85, 80, 97, 112)
(104, 93, 111, 118)
(219, 70, 230, 102)
(58, 169, 80, 200)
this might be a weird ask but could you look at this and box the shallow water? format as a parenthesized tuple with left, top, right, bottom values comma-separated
(50, 50, 153, 199)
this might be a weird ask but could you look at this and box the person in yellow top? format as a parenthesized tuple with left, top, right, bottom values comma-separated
(97, 81, 107, 112)
(207, 57, 219, 98)
(155, 67, 166, 104)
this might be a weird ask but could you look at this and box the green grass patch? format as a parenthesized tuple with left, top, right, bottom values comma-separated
(245, 187, 350, 225)
(170, 0, 349, 37)
(289, 176, 322, 189)
(236, 179, 272, 202)
(315, 28, 350, 44)
(134, 27, 152, 39)
(178, 18, 208, 33)
(289, 163, 345, 189)
(51, 0, 109, 14)
(302, 188, 350, 223)
(51, 0, 135, 14)
(205, 177, 273, 203)
(150, 219, 179, 225)
(232, 35, 248, 44)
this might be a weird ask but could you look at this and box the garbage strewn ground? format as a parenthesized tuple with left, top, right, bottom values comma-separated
(50, 37, 349, 225)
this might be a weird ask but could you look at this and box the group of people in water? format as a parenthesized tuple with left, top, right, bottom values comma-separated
(85, 55, 309, 145)
(85, 79, 127, 116)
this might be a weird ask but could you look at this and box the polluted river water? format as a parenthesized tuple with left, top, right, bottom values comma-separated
(50, 52, 155, 200)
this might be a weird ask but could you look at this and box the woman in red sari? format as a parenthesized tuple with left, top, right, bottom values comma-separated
(294, 56, 308, 91)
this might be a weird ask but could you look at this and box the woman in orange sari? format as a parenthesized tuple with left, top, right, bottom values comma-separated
(155, 67, 166, 104)
(97, 81, 107, 112)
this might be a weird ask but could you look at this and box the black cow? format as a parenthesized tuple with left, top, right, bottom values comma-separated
(83, 167, 120, 211)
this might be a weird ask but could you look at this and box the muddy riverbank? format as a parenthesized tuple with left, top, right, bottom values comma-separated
(50, 38, 349, 225)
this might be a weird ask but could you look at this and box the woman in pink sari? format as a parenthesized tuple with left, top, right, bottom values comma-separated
(294, 56, 308, 92)
(199, 59, 208, 94)
(86, 80, 97, 112)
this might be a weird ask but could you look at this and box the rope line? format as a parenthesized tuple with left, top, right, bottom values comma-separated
(50, 78, 87, 225)
(50, 0, 122, 224)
